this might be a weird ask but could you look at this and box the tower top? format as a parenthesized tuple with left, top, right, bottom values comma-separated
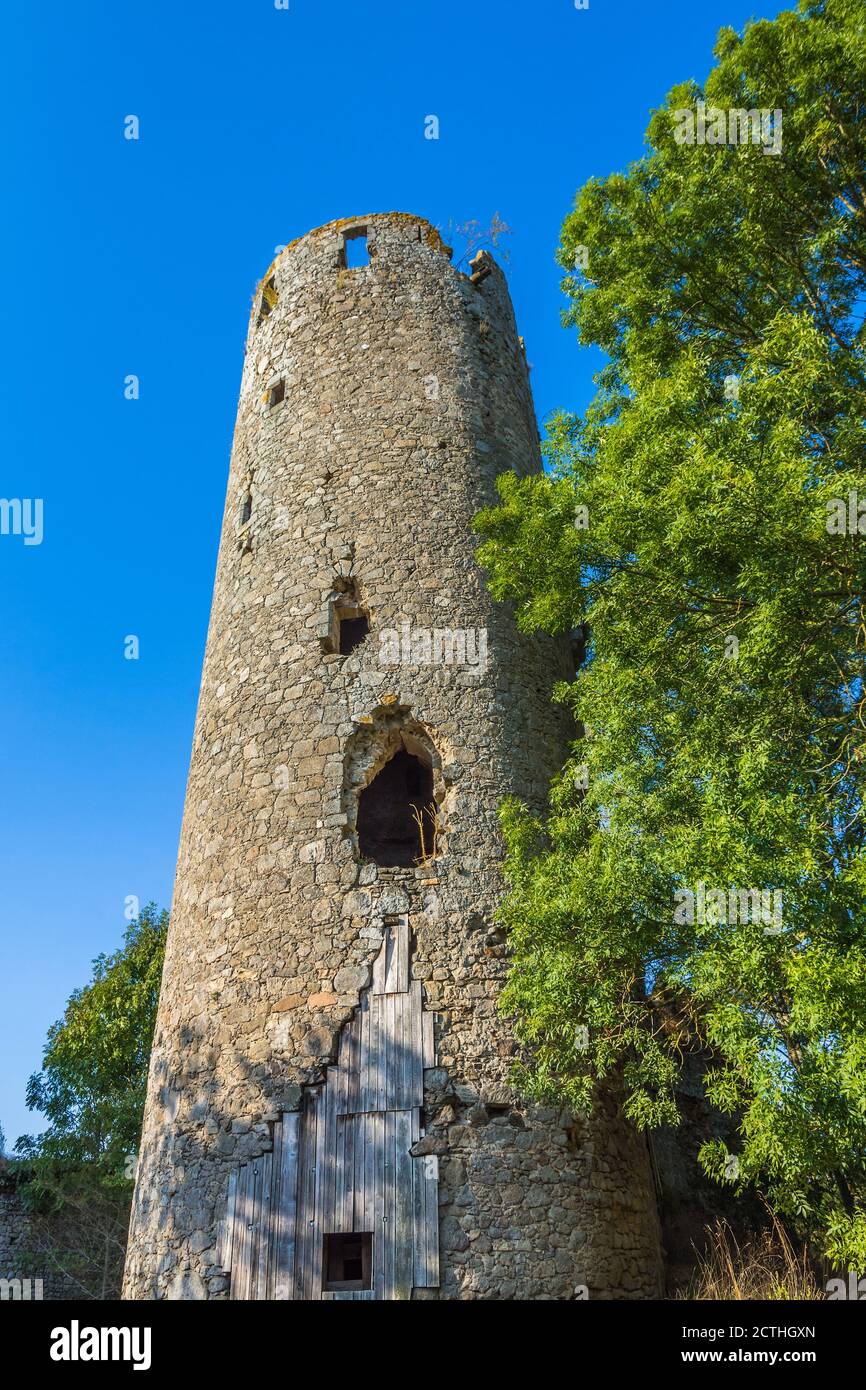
(253, 212, 466, 305)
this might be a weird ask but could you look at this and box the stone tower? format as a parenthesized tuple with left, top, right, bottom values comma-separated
(123, 213, 663, 1301)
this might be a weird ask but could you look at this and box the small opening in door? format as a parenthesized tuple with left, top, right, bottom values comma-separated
(322, 1232, 373, 1291)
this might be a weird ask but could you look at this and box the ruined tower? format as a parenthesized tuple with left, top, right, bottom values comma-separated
(123, 213, 663, 1300)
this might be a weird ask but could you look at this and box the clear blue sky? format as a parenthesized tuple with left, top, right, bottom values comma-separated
(0, 0, 784, 1148)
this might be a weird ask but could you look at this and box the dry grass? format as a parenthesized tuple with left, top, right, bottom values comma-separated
(680, 1214, 824, 1301)
(411, 803, 439, 866)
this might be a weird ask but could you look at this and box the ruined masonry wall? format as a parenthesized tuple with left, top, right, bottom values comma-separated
(0, 1175, 81, 1301)
(123, 213, 663, 1300)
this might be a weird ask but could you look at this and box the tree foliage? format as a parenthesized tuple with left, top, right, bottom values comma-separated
(475, 0, 866, 1267)
(16, 905, 167, 1173)
(9, 906, 166, 1298)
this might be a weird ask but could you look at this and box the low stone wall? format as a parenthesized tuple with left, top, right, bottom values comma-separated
(0, 1172, 87, 1301)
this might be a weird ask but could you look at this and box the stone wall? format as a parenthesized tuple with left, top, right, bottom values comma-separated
(124, 213, 664, 1300)
(0, 1172, 80, 1301)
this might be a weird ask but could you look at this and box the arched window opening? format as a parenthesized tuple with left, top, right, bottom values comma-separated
(357, 749, 436, 867)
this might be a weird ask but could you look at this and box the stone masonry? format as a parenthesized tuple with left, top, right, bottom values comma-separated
(0, 1170, 80, 1301)
(123, 213, 664, 1300)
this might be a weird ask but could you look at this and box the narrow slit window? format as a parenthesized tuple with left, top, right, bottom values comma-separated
(343, 228, 369, 269)
(240, 492, 252, 526)
(268, 379, 285, 408)
(322, 1232, 372, 1291)
(258, 275, 278, 323)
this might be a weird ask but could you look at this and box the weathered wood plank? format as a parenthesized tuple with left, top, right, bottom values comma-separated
(243, 1160, 259, 1302)
(378, 993, 390, 1111)
(417, 1151, 440, 1288)
(394, 916, 409, 994)
(310, 1088, 325, 1300)
(251, 1157, 265, 1301)
(395, 1109, 413, 1299)
(390, 990, 401, 1111)
(255, 1152, 273, 1300)
(342, 1010, 360, 1116)
(394, 990, 403, 1108)
(346, 1113, 357, 1234)
(372, 1111, 386, 1301)
(422, 1004, 435, 1069)
(401, 988, 413, 1108)
(333, 1114, 346, 1234)
(273, 1112, 299, 1300)
(232, 1161, 253, 1300)
(372, 927, 387, 995)
(410, 980, 424, 1107)
(412, 1142, 425, 1290)
(228, 1163, 244, 1299)
(335, 1015, 351, 1117)
(359, 994, 370, 1114)
(378, 995, 389, 1112)
(362, 1111, 375, 1236)
(385, 1111, 397, 1300)
(378, 916, 409, 994)
(297, 1089, 319, 1301)
(265, 1125, 282, 1298)
(220, 1168, 238, 1275)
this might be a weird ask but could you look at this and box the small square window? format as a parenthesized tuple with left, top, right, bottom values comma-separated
(338, 613, 369, 655)
(343, 228, 369, 269)
(322, 1232, 372, 1291)
(269, 379, 285, 408)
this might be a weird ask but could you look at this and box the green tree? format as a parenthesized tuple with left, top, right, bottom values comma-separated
(11, 906, 167, 1298)
(16, 904, 167, 1172)
(475, 0, 866, 1268)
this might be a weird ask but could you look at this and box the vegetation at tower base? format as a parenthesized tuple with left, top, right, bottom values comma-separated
(474, 0, 866, 1270)
(11, 905, 167, 1297)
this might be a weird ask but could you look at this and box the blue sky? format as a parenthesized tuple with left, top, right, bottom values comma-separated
(0, 0, 785, 1148)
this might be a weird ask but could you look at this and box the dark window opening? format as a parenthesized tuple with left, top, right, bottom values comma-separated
(240, 493, 252, 526)
(343, 228, 369, 269)
(339, 613, 369, 655)
(323, 588, 370, 657)
(357, 748, 436, 867)
(323, 1232, 372, 1291)
(569, 621, 589, 675)
(269, 379, 285, 408)
(258, 276, 278, 323)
